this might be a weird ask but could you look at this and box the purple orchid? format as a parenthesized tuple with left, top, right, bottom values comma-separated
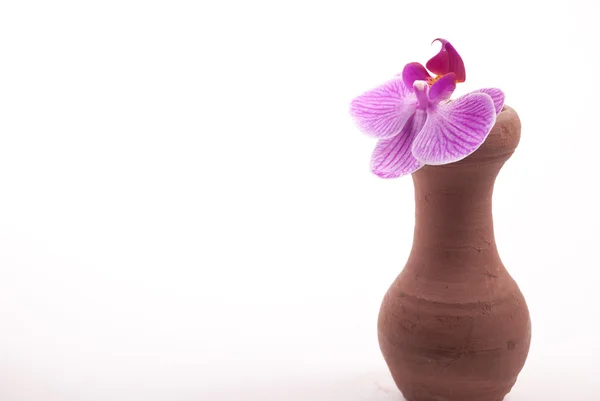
(350, 39, 505, 178)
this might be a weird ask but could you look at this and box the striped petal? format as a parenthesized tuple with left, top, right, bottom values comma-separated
(411, 93, 496, 165)
(371, 110, 426, 178)
(350, 78, 418, 139)
(473, 88, 505, 115)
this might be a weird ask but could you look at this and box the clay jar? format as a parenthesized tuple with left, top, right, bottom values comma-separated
(377, 106, 531, 401)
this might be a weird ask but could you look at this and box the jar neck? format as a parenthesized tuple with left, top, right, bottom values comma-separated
(408, 158, 508, 269)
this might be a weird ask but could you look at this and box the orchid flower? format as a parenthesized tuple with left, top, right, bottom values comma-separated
(350, 39, 505, 178)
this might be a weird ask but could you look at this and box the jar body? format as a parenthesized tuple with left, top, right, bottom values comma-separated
(378, 262, 531, 401)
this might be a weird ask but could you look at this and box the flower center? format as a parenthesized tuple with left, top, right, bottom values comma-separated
(413, 80, 430, 109)
(427, 75, 444, 86)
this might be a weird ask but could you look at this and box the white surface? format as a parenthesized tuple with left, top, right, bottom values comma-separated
(0, 0, 599, 400)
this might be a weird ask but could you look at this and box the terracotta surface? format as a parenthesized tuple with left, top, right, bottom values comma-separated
(378, 106, 531, 401)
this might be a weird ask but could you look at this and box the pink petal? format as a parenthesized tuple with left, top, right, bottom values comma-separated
(411, 93, 496, 165)
(350, 78, 417, 139)
(474, 88, 505, 115)
(402, 62, 432, 88)
(426, 39, 466, 83)
(428, 73, 456, 103)
(371, 111, 426, 178)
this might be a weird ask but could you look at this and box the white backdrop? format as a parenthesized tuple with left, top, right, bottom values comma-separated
(0, 1, 598, 400)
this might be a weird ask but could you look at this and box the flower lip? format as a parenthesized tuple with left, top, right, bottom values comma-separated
(426, 38, 466, 83)
(429, 73, 457, 103)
